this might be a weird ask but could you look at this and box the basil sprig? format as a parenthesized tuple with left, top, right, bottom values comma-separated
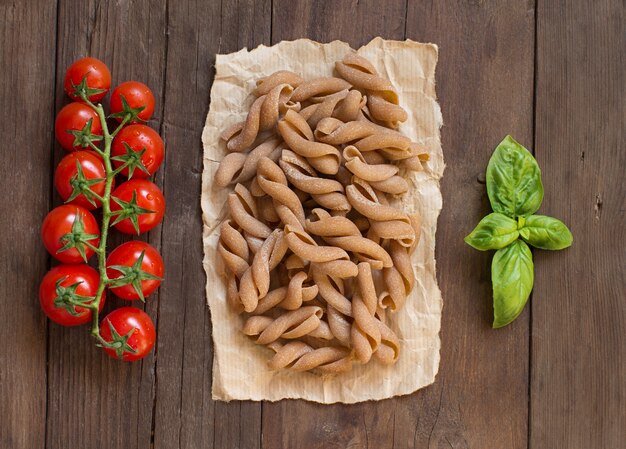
(465, 135, 573, 328)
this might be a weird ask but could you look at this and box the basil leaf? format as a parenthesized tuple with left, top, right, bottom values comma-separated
(491, 240, 534, 328)
(486, 135, 544, 218)
(464, 213, 519, 251)
(519, 215, 573, 250)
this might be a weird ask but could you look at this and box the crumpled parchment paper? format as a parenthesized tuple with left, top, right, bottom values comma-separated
(201, 37, 444, 404)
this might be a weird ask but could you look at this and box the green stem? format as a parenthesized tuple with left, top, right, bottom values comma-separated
(81, 96, 116, 346)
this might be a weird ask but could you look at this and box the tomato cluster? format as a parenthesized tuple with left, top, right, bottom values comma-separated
(40, 57, 165, 362)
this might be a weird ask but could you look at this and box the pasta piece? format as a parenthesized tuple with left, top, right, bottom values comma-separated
(284, 224, 349, 263)
(222, 84, 296, 152)
(279, 150, 351, 213)
(311, 265, 353, 317)
(243, 306, 324, 344)
(351, 264, 383, 363)
(267, 341, 352, 373)
(254, 70, 304, 96)
(291, 77, 351, 102)
(374, 320, 400, 365)
(327, 305, 352, 347)
(343, 145, 398, 182)
(214, 136, 282, 187)
(256, 157, 306, 228)
(278, 110, 341, 175)
(217, 220, 249, 278)
(228, 184, 272, 239)
(335, 53, 407, 127)
(306, 208, 393, 269)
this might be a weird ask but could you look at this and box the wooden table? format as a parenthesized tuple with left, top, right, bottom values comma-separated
(1, 1, 623, 448)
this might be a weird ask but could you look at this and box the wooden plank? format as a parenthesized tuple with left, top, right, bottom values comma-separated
(45, 2, 167, 449)
(531, 1, 625, 447)
(262, 2, 407, 448)
(400, 1, 536, 448)
(151, 1, 270, 448)
(0, 1, 57, 448)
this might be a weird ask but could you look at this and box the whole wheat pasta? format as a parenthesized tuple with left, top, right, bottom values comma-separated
(214, 136, 282, 187)
(222, 84, 294, 152)
(254, 70, 304, 96)
(277, 110, 341, 175)
(256, 157, 306, 228)
(290, 77, 352, 102)
(343, 145, 398, 182)
(267, 341, 352, 373)
(215, 53, 424, 374)
(243, 306, 325, 344)
(335, 53, 407, 128)
(228, 183, 272, 239)
(217, 220, 250, 278)
(279, 150, 351, 213)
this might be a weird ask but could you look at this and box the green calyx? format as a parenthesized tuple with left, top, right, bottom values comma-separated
(66, 160, 104, 207)
(107, 250, 162, 301)
(465, 136, 573, 328)
(67, 118, 103, 149)
(98, 320, 137, 359)
(110, 190, 154, 234)
(57, 212, 99, 262)
(109, 95, 145, 123)
(70, 73, 106, 100)
(111, 142, 150, 178)
(53, 276, 95, 316)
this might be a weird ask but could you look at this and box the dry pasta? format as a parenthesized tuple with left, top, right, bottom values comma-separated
(215, 52, 428, 374)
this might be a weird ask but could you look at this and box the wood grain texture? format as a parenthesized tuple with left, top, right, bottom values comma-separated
(402, 1, 536, 448)
(532, 0, 625, 447)
(152, 1, 270, 448)
(1, 1, 624, 448)
(45, 2, 167, 449)
(0, 1, 56, 448)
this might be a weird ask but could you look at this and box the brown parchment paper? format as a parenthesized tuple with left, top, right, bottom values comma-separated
(201, 37, 444, 404)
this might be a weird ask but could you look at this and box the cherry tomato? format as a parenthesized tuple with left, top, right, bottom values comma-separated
(39, 264, 104, 326)
(64, 57, 111, 103)
(106, 241, 164, 300)
(54, 150, 112, 210)
(111, 125, 164, 178)
(110, 180, 165, 235)
(55, 103, 103, 151)
(42, 205, 100, 263)
(110, 81, 155, 123)
(100, 307, 156, 361)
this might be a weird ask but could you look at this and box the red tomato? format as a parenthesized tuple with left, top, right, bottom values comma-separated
(64, 57, 111, 103)
(110, 180, 165, 234)
(110, 81, 155, 123)
(106, 241, 164, 300)
(100, 307, 156, 361)
(111, 124, 164, 178)
(54, 150, 112, 210)
(39, 264, 104, 326)
(55, 103, 103, 151)
(42, 205, 100, 263)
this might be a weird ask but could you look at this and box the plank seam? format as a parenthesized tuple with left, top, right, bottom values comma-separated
(528, 1, 539, 448)
(44, 1, 61, 447)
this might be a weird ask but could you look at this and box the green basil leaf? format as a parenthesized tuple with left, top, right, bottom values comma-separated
(491, 240, 534, 328)
(486, 135, 544, 218)
(464, 213, 520, 251)
(519, 215, 573, 250)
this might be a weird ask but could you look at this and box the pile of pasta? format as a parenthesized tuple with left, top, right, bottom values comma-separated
(214, 53, 428, 374)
